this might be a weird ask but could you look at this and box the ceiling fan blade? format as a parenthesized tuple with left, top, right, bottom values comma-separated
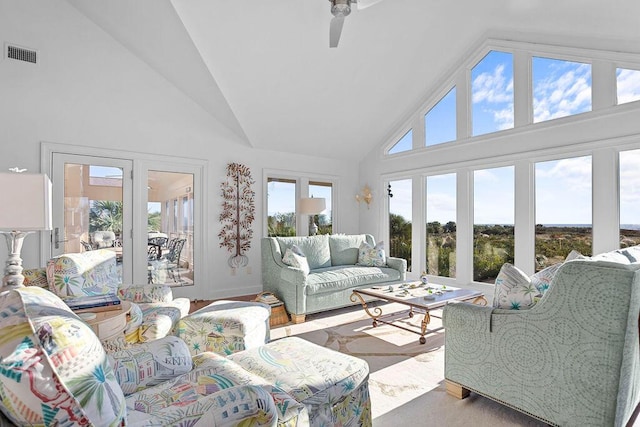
(329, 16, 345, 48)
(355, 0, 384, 10)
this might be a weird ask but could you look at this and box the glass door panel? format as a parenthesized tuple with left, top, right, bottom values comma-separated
(52, 154, 132, 284)
(146, 170, 194, 286)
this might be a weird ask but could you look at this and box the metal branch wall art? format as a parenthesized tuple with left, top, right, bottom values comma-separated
(218, 163, 255, 268)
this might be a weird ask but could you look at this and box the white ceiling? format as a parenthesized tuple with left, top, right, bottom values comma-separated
(66, 0, 640, 160)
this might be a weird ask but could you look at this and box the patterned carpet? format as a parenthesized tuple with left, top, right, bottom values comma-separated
(271, 302, 548, 427)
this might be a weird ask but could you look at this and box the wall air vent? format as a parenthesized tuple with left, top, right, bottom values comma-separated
(5, 44, 37, 64)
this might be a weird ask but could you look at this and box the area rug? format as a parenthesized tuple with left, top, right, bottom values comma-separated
(271, 302, 547, 427)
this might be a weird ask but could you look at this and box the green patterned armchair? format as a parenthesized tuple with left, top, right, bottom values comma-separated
(443, 255, 640, 426)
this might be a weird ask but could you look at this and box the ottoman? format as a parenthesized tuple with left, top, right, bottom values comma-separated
(229, 336, 372, 427)
(177, 300, 271, 356)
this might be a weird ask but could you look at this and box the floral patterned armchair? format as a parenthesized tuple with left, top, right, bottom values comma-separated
(25, 249, 190, 350)
(0, 287, 288, 426)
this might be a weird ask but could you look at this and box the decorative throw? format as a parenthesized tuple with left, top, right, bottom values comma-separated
(282, 245, 310, 274)
(356, 241, 387, 267)
(492, 263, 538, 310)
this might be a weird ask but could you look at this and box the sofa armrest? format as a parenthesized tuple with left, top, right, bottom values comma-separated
(118, 284, 173, 303)
(280, 265, 307, 284)
(386, 256, 407, 279)
(278, 266, 308, 315)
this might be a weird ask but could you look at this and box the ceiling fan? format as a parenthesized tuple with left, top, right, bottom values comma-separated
(328, 0, 384, 48)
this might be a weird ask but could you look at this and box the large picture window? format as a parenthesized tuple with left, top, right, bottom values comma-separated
(389, 179, 412, 272)
(619, 149, 640, 247)
(473, 166, 514, 282)
(534, 156, 593, 271)
(425, 174, 456, 277)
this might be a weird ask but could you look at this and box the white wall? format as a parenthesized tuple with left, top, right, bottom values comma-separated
(0, 0, 359, 300)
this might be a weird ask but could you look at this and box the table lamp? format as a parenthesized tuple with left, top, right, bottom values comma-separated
(0, 171, 52, 289)
(299, 197, 326, 236)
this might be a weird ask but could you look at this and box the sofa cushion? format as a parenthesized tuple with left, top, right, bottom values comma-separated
(493, 263, 538, 310)
(0, 287, 126, 426)
(276, 235, 331, 269)
(177, 300, 271, 356)
(356, 241, 387, 267)
(282, 247, 310, 274)
(329, 234, 371, 266)
(306, 265, 402, 295)
(229, 336, 371, 427)
(126, 350, 301, 426)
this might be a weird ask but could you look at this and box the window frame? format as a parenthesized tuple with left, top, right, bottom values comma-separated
(263, 170, 339, 237)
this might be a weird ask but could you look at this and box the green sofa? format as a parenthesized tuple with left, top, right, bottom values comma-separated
(261, 234, 407, 323)
(443, 246, 640, 426)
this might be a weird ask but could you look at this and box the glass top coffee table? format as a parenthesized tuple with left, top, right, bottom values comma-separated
(351, 282, 487, 344)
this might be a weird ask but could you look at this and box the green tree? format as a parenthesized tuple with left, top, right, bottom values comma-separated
(89, 200, 122, 234)
(390, 213, 412, 270)
(148, 210, 161, 232)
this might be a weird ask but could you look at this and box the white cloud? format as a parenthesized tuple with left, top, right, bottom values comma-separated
(472, 64, 513, 104)
(533, 62, 592, 122)
(617, 68, 640, 104)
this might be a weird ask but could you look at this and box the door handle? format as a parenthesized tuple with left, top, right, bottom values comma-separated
(54, 227, 68, 249)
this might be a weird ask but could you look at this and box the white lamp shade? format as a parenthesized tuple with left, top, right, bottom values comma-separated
(299, 197, 326, 215)
(0, 173, 52, 231)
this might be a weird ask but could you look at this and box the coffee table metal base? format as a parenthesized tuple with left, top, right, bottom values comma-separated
(350, 288, 487, 344)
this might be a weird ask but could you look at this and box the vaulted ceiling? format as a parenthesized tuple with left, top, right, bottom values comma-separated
(66, 0, 640, 160)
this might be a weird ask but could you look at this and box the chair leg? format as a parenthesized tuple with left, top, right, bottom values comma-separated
(445, 380, 470, 399)
(290, 313, 306, 324)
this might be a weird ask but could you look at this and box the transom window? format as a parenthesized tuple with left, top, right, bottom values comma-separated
(532, 57, 592, 123)
(616, 68, 640, 105)
(388, 129, 413, 154)
(425, 87, 456, 147)
(471, 50, 514, 136)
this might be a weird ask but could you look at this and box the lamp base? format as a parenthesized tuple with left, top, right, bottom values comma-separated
(309, 221, 318, 236)
(1, 231, 33, 290)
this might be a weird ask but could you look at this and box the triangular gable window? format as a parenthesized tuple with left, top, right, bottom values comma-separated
(388, 129, 413, 154)
(616, 67, 640, 105)
(425, 87, 456, 147)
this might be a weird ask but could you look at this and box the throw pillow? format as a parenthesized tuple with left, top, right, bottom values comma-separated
(493, 263, 538, 310)
(531, 250, 587, 295)
(0, 287, 126, 426)
(356, 241, 387, 267)
(282, 247, 310, 275)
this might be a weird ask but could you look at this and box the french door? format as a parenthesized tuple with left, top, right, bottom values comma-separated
(50, 153, 201, 287)
(51, 153, 133, 283)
